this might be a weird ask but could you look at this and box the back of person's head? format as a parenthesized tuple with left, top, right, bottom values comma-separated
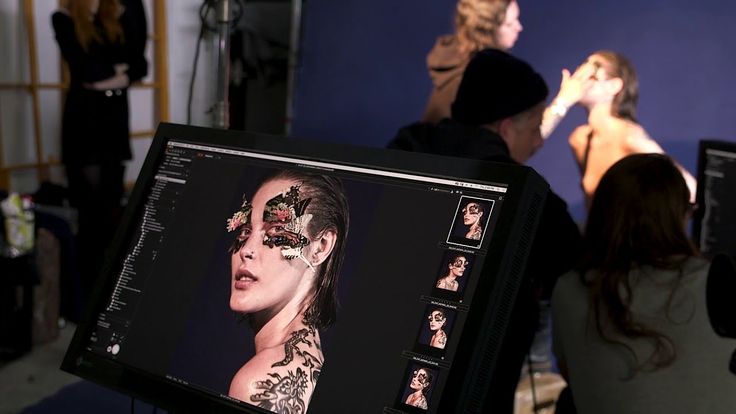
(451, 49, 548, 163)
(452, 48, 548, 126)
(454, 0, 513, 53)
(594, 50, 639, 122)
(582, 153, 697, 372)
(584, 153, 695, 269)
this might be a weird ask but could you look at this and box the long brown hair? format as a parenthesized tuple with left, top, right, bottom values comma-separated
(580, 153, 697, 374)
(594, 50, 639, 122)
(454, 0, 513, 55)
(62, 0, 124, 51)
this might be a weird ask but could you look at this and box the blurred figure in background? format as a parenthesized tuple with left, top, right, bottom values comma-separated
(423, 0, 596, 142)
(423, 0, 522, 123)
(566, 51, 696, 207)
(52, 0, 147, 301)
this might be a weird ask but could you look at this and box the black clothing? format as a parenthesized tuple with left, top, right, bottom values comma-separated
(451, 49, 548, 126)
(389, 119, 510, 162)
(52, 8, 147, 302)
(389, 119, 582, 413)
(52, 10, 146, 165)
(707, 253, 736, 339)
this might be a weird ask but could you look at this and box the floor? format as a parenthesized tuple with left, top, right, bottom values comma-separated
(0, 323, 81, 414)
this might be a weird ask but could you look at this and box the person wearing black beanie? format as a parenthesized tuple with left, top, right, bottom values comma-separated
(451, 49, 548, 126)
(391, 48, 551, 165)
(388, 49, 582, 413)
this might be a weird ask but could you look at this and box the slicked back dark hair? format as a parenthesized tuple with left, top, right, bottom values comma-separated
(264, 170, 350, 331)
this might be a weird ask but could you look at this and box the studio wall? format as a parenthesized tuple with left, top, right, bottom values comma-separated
(291, 0, 736, 219)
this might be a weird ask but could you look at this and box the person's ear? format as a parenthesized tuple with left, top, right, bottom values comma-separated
(311, 229, 337, 266)
(606, 77, 624, 96)
(497, 117, 515, 141)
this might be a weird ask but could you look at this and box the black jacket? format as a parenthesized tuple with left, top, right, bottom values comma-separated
(389, 119, 582, 412)
(52, 8, 147, 165)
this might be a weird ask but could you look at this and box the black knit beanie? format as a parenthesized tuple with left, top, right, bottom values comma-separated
(451, 48, 549, 126)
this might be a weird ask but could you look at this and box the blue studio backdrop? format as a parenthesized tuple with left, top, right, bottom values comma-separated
(290, 0, 736, 220)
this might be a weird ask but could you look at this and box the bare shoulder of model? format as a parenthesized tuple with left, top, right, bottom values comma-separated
(230, 328, 324, 412)
(624, 124, 662, 154)
(568, 125, 592, 146)
(568, 124, 593, 161)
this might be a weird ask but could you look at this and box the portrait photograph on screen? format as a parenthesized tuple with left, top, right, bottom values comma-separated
(61, 123, 549, 414)
(398, 363, 439, 412)
(432, 249, 474, 301)
(447, 196, 495, 249)
(414, 305, 457, 358)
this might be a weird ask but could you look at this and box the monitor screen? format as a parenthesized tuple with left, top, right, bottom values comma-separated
(693, 139, 736, 258)
(62, 123, 548, 413)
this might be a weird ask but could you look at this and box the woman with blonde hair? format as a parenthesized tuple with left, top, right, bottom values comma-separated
(423, 0, 522, 123)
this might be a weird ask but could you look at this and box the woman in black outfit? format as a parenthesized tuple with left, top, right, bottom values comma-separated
(52, 0, 147, 298)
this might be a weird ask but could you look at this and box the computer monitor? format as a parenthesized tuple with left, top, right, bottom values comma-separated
(62, 123, 548, 413)
(692, 139, 736, 259)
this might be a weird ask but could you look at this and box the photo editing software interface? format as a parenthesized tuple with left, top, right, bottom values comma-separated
(696, 142, 736, 257)
(80, 139, 512, 413)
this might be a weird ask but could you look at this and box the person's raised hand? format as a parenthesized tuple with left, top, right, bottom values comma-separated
(554, 62, 597, 107)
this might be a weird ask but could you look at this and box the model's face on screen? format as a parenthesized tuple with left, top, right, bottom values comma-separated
(428, 311, 446, 331)
(462, 203, 482, 226)
(449, 256, 467, 277)
(230, 179, 316, 318)
(410, 369, 430, 390)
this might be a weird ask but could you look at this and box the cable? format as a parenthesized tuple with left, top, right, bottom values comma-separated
(186, 1, 213, 124)
(186, 0, 246, 125)
(130, 396, 135, 414)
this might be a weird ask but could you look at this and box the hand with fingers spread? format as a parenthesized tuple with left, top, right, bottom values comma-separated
(555, 61, 598, 109)
(541, 61, 598, 139)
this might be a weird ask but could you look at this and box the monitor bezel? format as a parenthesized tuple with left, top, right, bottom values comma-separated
(692, 139, 736, 254)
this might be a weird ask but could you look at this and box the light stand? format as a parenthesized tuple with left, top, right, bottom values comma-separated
(212, 0, 231, 129)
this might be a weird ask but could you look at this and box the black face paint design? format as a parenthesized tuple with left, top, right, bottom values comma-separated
(262, 185, 313, 260)
(451, 258, 468, 268)
(462, 203, 481, 215)
(412, 370, 429, 385)
(428, 312, 446, 323)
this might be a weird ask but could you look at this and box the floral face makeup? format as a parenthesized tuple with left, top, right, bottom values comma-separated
(410, 369, 430, 389)
(428, 310, 446, 331)
(462, 202, 482, 225)
(227, 196, 253, 253)
(449, 257, 468, 277)
(262, 185, 313, 260)
(227, 184, 314, 269)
